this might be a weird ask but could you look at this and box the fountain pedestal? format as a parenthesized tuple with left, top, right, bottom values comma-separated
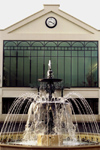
(38, 60, 63, 146)
(37, 135, 63, 146)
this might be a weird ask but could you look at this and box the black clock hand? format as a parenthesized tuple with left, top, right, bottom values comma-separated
(49, 21, 54, 24)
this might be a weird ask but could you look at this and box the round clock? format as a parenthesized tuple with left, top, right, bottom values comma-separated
(45, 17, 57, 28)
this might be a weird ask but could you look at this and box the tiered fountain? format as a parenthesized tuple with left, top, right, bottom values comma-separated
(0, 60, 100, 150)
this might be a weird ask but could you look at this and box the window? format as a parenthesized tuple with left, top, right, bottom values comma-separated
(2, 98, 15, 114)
(69, 98, 98, 114)
(2, 98, 98, 114)
(3, 41, 98, 87)
(2, 98, 32, 114)
(87, 98, 98, 114)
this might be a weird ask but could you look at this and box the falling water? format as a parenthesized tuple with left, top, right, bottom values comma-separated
(0, 91, 100, 146)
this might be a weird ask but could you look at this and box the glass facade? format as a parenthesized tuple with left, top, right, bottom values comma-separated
(3, 40, 98, 87)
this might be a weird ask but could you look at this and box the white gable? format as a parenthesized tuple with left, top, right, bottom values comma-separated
(4, 5, 97, 34)
(9, 12, 92, 34)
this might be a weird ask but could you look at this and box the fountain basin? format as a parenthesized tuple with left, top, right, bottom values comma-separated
(0, 132, 100, 145)
(0, 143, 100, 150)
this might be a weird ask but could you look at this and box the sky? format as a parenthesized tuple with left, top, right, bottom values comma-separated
(0, 0, 100, 30)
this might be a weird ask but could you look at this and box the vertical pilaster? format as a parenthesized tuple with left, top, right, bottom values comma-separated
(0, 31, 3, 88)
(98, 39, 100, 115)
(98, 89, 100, 115)
(99, 40, 100, 88)
(0, 89, 2, 114)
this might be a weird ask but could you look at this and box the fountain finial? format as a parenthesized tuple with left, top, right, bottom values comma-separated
(48, 60, 51, 70)
(39, 60, 62, 100)
(47, 60, 53, 79)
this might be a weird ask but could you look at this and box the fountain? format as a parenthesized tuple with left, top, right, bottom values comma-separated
(0, 60, 100, 150)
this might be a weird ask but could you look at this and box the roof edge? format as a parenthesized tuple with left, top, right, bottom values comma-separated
(44, 4, 60, 7)
(2, 8, 44, 31)
(59, 9, 98, 33)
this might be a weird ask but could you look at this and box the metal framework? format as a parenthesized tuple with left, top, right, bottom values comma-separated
(3, 40, 98, 87)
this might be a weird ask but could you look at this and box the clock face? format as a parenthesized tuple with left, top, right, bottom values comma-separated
(45, 17, 57, 28)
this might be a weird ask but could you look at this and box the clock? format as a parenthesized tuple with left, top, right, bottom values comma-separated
(45, 17, 57, 28)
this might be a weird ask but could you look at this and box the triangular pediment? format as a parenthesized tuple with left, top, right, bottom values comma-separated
(4, 5, 97, 34)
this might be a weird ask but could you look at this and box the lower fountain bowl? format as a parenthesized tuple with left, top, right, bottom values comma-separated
(37, 134, 63, 146)
(0, 132, 100, 150)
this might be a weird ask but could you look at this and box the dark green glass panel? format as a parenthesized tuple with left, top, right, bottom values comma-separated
(72, 57, 77, 86)
(78, 51, 84, 56)
(37, 47, 41, 50)
(65, 51, 71, 56)
(71, 47, 74, 51)
(72, 51, 77, 56)
(58, 47, 64, 51)
(51, 51, 57, 56)
(59, 41, 71, 47)
(3, 57, 10, 86)
(46, 47, 51, 50)
(31, 57, 37, 87)
(45, 42, 57, 47)
(38, 57, 43, 80)
(4, 41, 16, 46)
(49, 47, 55, 50)
(17, 58, 23, 86)
(67, 47, 72, 51)
(31, 50, 37, 56)
(38, 51, 44, 57)
(24, 50, 30, 56)
(65, 57, 71, 87)
(18, 41, 30, 46)
(28, 47, 31, 50)
(4, 50, 10, 56)
(55, 47, 58, 50)
(23, 57, 30, 86)
(18, 50, 23, 56)
(51, 57, 57, 78)
(78, 57, 84, 86)
(92, 51, 97, 56)
(11, 50, 17, 56)
(10, 57, 16, 86)
(58, 51, 64, 56)
(92, 57, 98, 86)
(45, 51, 50, 57)
(77, 47, 82, 50)
(41, 47, 44, 50)
(44, 47, 48, 50)
(32, 42, 43, 47)
(58, 57, 64, 82)
(72, 42, 84, 47)
(14, 47, 18, 50)
(85, 57, 92, 86)
(85, 42, 97, 47)
(85, 51, 91, 56)
(94, 48, 97, 51)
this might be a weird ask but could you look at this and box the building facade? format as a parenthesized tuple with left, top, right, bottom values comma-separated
(0, 4, 100, 122)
